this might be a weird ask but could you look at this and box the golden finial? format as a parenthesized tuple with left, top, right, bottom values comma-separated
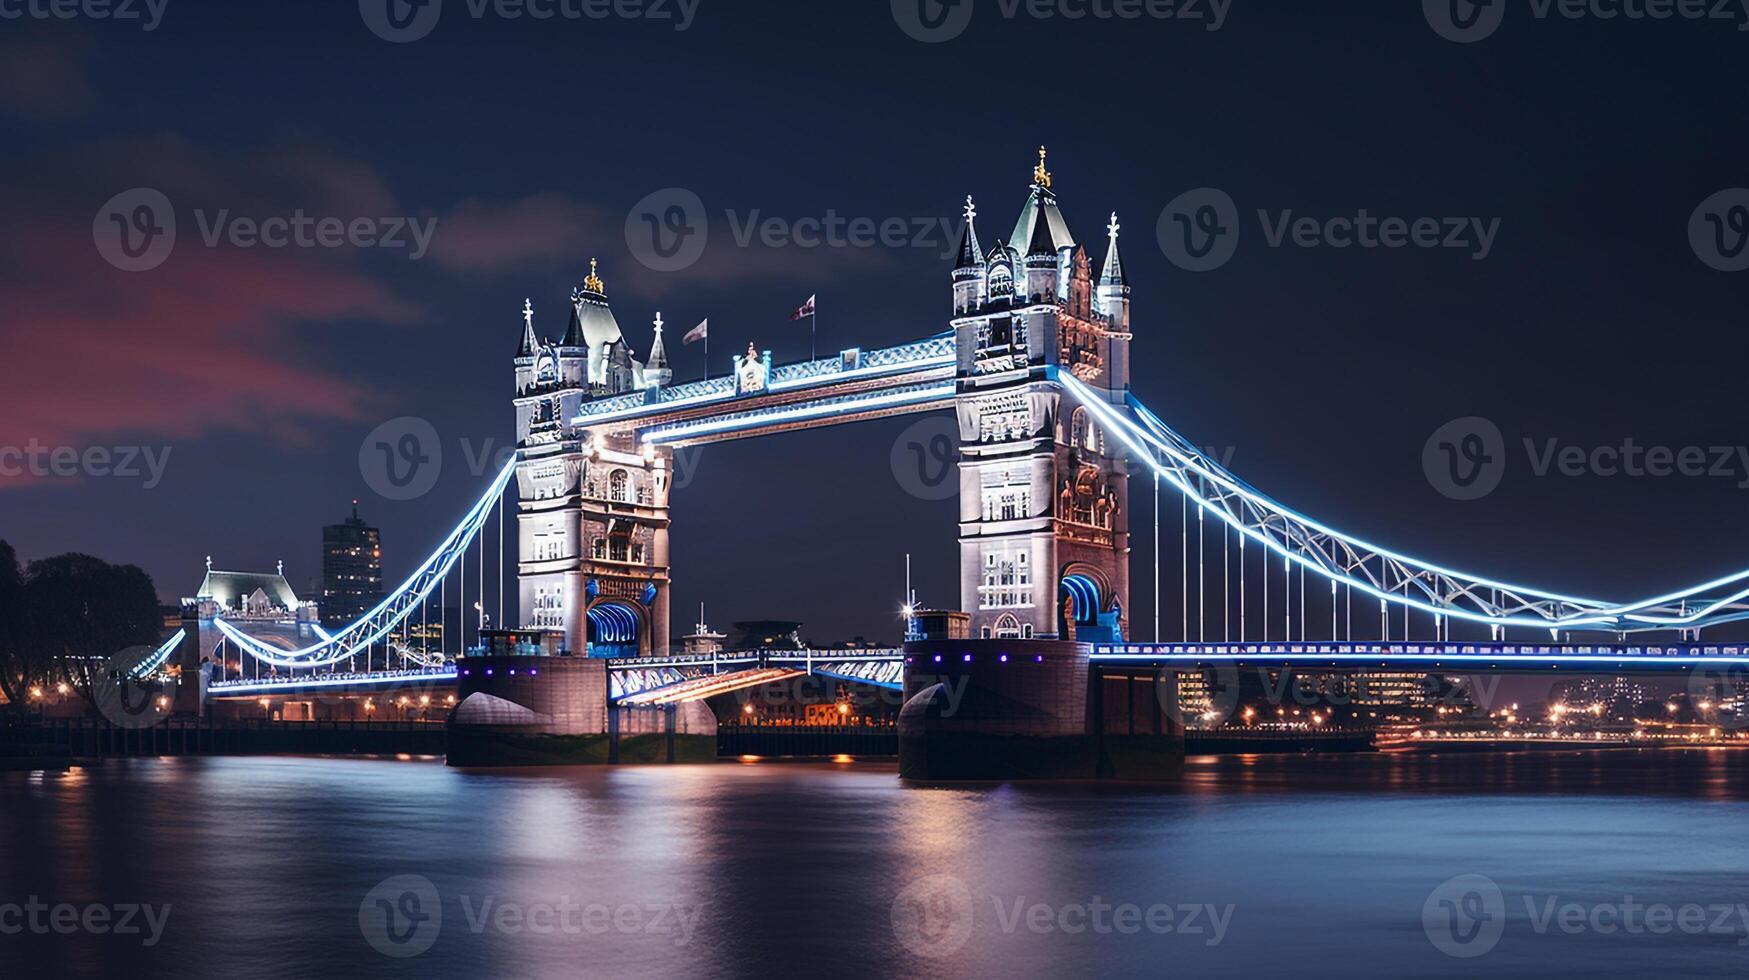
(583, 258, 605, 295)
(1033, 145, 1052, 189)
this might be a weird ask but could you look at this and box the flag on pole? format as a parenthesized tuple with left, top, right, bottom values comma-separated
(789, 295, 816, 321)
(683, 319, 709, 345)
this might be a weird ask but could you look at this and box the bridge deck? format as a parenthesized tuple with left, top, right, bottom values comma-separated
(1094, 641, 1749, 674)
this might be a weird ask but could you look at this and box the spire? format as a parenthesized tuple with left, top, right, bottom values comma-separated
(1026, 199, 1058, 260)
(1011, 145, 1074, 253)
(1100, 212, 1126, 286)
(953, 195, 984, 272)
(646, 311, 672, 387)
(583, 257, 606, 296)
(562, 288, 585, 347)
(517, 298, 538, 358)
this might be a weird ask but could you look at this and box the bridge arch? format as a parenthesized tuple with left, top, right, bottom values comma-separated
(1060, 564, 1122, 643)
(586, 600, 645, 659)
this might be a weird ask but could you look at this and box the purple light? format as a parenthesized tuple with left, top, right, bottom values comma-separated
(933, 655, 942, 663)
(486, 669, 494, 676)
(999, 655, 1008, 663)
(461, 669, 470, 676)
(1034, 655, 1044, 663)
(509, 669, 517, 675)
(530, 669, 539, 676)
(963, 654, 972, 662)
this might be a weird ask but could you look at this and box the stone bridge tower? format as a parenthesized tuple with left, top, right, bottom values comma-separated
(513, 263, 673, 657)
(951, 149, 1133, 643)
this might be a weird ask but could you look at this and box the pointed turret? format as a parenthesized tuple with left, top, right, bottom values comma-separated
(1096, 212, 1132, 334)
(1024, 194, 1060, 303)
(1010, 146, 1076, 254)
(516, 298, 538, 358)
(645, 312, 672, 388)
(952, 195, 987, 316)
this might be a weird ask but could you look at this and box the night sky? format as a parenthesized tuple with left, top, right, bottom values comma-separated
(2, 1, 1747, 658)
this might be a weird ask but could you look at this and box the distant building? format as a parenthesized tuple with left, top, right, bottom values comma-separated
(733, 620, 803, 650)
(322, 501, 383, 628)
(681, 621, 727, 655)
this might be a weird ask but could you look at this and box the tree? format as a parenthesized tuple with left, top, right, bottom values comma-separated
(0, 540, 27, 709)
(19, 553, 162, 706)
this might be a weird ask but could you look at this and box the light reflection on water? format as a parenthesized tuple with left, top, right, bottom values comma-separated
(4, 750, 1749, 978)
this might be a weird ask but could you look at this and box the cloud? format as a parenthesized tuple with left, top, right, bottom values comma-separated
(428, 191, 893, 297)
(0, 136, 424, 481)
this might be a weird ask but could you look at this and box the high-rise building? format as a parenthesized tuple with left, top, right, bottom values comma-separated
(321, 501, 382, 628)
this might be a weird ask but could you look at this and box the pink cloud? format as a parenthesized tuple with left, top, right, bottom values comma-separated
(0, 138, 424, 476)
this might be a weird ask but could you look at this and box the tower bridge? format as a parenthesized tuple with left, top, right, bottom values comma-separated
(173, 149, 1749, 775)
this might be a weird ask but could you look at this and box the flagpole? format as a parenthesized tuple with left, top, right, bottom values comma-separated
(811, 306, 817, 362)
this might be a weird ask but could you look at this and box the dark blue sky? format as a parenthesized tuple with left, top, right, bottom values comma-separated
(2, 1, 1747, 647)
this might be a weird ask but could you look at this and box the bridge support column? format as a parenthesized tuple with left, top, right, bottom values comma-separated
(897, 639, 1180, 781)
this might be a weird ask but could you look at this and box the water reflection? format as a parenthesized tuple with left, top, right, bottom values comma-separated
(1, 751, 1748, 978)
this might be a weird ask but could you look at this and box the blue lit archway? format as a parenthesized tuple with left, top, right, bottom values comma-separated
(586, 601, 643, 659)
(1061, 570, 1123, 644)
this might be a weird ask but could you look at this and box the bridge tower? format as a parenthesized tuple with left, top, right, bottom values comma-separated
(952, 149, 1133, 643)
(513, 263, 673, 657)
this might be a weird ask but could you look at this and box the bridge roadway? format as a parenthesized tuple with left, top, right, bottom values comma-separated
(205, 639, 1749, 701)
(1092, 641, 1749, 674)
(206, 650, 906, 701)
